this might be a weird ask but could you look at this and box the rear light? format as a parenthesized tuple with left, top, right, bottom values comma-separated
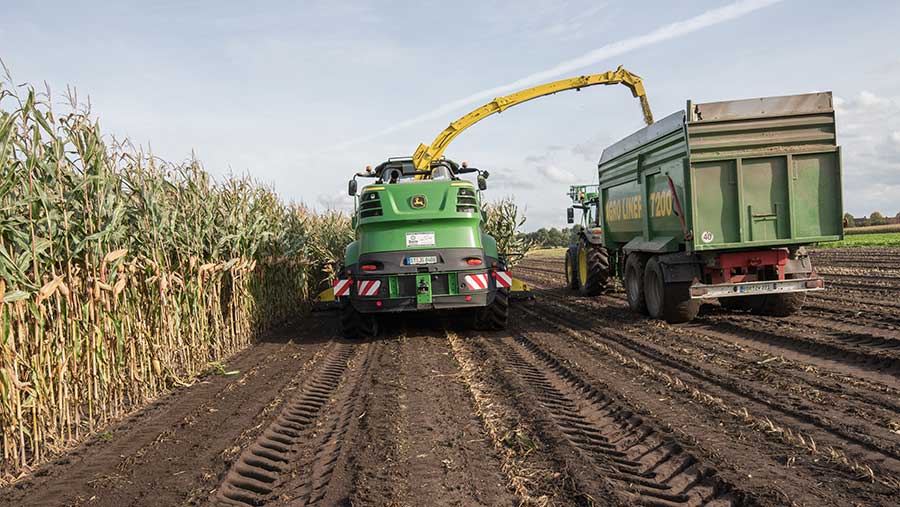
(805, 279, 824, 289)
(465, 295, 472, 302)
(375, 300, 383, 307)
(466, 258, 482, 266)
(361, 264, 378, 271)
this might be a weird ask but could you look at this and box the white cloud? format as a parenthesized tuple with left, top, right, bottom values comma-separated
(831, 89, 900, 215)
(537, 164, 577, 184)
(325, 0, 784, 152)
(316, 190, 353, 211)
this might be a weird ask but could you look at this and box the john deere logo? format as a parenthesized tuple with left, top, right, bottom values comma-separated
(411, 195, 427, 209)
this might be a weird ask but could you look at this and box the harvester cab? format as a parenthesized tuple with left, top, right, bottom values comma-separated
(564, 184, 612, 296)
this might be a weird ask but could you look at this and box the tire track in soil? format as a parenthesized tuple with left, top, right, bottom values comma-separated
(486, 332, 747, 506)
(450, 332, 620, 506)
(343, 332, 517, 507)
(507, 319, 898, 506)
(523, 298, 900, 479)
(809, 292, 900, 312)
(695, 316, 900, 381)
(0, 327, 329, 507)
(272, 341, 377, 507)
(209, 342, 361, 506)
(512, 264, 900, 495)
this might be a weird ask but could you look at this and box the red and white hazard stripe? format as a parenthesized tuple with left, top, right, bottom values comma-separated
(463, 273, 489, 290)
(493, 270, 512, 288)
(357, 279, 382, 297)
(333, 278, 352, 297)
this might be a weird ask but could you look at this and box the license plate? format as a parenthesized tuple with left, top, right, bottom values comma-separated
(406, 255, 438, 265)
(406, 232, 435, 247)
(738, 282, 775, 294)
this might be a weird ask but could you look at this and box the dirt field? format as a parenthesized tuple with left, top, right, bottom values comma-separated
(1, 247, 898, 507)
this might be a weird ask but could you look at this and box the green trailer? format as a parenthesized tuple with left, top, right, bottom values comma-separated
(576, 92, 842, 322)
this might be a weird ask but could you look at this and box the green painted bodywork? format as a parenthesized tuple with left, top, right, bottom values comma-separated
(597, 92, 844, 254)
(344, 179, 498, 307)
(344, 180, 496, 265)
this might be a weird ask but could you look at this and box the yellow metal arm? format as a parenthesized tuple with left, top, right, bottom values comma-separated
(412, 66, 653, 170)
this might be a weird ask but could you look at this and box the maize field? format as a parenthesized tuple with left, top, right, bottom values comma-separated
(0, 83, 351, 477)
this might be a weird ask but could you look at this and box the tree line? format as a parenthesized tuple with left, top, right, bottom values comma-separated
(520, 227, 574, 248)
(844, 212, 900, 227)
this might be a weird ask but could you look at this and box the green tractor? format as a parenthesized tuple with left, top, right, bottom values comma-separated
(328, 158, 518, 338)
(564, 184, 612, 296)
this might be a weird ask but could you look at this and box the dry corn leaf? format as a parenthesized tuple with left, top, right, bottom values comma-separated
(36, 275, 65, 304)
(103, 248, 128, 264)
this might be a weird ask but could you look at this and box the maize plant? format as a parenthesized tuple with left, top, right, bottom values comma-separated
(0, 80, 351, 478)
(483, 197, 535, 268)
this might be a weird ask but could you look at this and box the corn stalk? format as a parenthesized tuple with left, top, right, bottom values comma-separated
(0, 79, 351, 478)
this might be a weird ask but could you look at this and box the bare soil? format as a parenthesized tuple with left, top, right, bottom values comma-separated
(2, 247, 898, 506)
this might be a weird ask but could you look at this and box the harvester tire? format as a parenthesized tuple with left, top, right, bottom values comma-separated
(577, 240, 610, 296)
(624, 254, 648, 315)
(564, 249, 578, 290)
(476, 289, 509, 331)
(340, 301, 378, 339)
(644, 257, 699, 324)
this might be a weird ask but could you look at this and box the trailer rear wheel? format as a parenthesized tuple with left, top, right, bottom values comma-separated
(564, 249, 578, 290)
(624, 254, 647, 314)
(644, 257, 699, 324)
(340, 301, 378, 339)
(475, 289, 509, 330)
(577, 240, 610, 296)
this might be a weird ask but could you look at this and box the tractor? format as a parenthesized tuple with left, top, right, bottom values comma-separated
(564, 184, 611, 295)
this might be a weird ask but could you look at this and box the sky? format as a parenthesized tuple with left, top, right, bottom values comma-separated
(2, 0, 898, 230)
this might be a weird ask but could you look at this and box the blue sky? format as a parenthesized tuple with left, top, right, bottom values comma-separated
(2, 0, 898, 230)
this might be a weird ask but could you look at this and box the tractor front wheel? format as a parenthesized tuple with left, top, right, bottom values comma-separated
(340, 300, 378, 339)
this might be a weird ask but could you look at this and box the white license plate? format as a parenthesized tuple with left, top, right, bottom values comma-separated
(406, 255, 438, 265)
(738, 283, 775, 294)
(406, 232, 435, 247)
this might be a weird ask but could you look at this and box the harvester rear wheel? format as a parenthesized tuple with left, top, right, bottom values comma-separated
(576, 240, 610, 296)
(564, 249, 578, 290)
(644, 257, 699, 324)
(624, 254, 647, 315)
(340, 301, 378, 339)
(475, 288, 509, 330)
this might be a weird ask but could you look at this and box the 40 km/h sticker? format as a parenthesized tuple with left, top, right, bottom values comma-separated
(406, 232, 435, 247)
(701, 231, 714, 243)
